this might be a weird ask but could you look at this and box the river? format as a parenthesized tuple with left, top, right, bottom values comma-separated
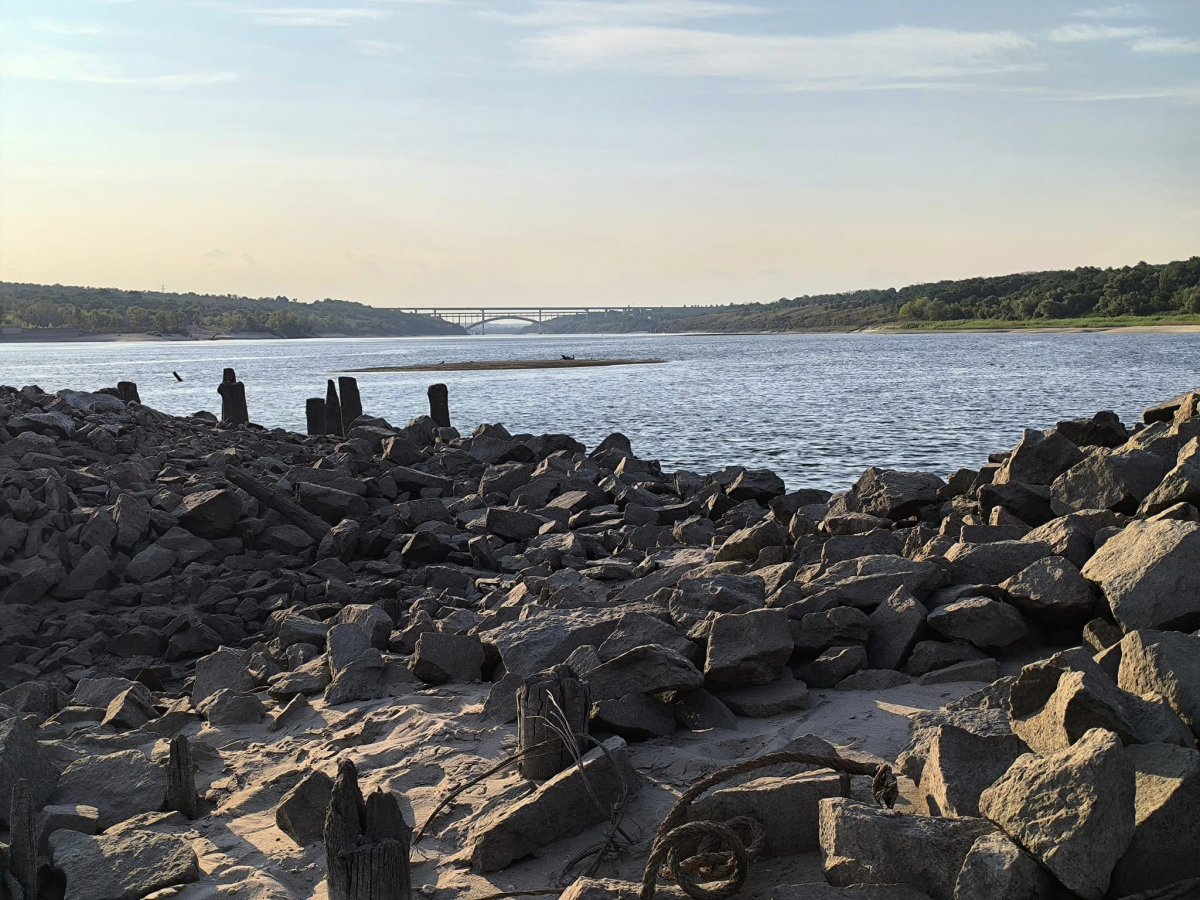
(1, 332, 1195, 491)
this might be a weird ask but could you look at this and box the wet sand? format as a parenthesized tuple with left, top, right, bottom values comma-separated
(348, 358, 668, 373)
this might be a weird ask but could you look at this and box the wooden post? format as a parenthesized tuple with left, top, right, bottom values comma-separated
(338, 376, 363, 433)
(9, 779, 37, 900)
(325, 380, 344, 438)
(324, 759, 412, 900)
(218, 368, 249, 426)
(307, 398, 328, 436)
(117, 381, 141, 403)
(516, 665, 589, 780)
(427, 383, 450, 428)
(165, 734, 200, 819)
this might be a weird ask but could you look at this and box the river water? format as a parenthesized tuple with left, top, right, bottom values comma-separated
(1, 332, 1195, 491)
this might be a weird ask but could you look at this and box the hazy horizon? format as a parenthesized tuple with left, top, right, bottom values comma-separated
(2, 0, 1198, 309)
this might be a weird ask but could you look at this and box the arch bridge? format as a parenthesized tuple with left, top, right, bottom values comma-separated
(398, 306, 659, 334)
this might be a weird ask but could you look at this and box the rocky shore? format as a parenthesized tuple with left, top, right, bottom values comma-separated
(1, 380, 1199, 900)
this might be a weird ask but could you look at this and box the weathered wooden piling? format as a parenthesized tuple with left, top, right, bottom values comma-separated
(427, 383, 450, 428)
(165, 734, 200, 819)
(516, 665, 589, 780)
(217, 367, 249, 426)
(338, 376, 363, 433)
(306, 397, 328, 435)
(8, 779, 37, 900)
(117, 381, 141, 404)
(325, 380, 344, 438)
(324, 759, 412, 900)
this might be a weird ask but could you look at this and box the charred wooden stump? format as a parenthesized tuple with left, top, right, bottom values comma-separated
(306, 397, 328, 435)
(427, 383, 450, 428)
(218, 368, 249, 426)
(338, 376, 363, 433)
(325, 380, 344, 438)
(8, 779, 37, 900)
(165, 734, 200, 819)
(516, 665, 589, 780)
(324, 759, 412, 900)
(117, 381, 141, 404)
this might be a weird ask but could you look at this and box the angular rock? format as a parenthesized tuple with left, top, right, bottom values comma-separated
(917, 723, 1027, 817)
(192, 646, 253, 705)
(0, 717, 60, 826)
(412, 632, 485, 684)
(979, 728, 1135, 900)
(993, 428, 1084, 486)
(197, 688, 265, 725)
(1000, 555, 1094, 622)
(819, 798, 995, 900)
(867, 588, 927, 670)
(585, 644, 703, 701)
(953, 831, 1062, 900)
(52, 749, 168, 830)
(49, 828, 200, 900)
(1117, 629, 1200, 737)
(1050, 449, 1166, 516)
(276, 769, 335, 846)
(717, 669, 810, 717)
(944, 540, 1053, 587)
(175, 487, 243, 538)
(704, 608, 792, 689)
(927, 598, 1027, 649)
(802, 646, 867, 689)
(836, 468, 945, 520)
(591, 693, 675, 740)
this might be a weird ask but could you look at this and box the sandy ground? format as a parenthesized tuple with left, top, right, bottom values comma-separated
(348, 359, 668, 373)
(93, 668, 1026, 900)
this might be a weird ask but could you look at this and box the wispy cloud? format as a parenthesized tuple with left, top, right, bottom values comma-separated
(1, 50, 237, 87)
(524, 25, 1039, 92)
(358, 38, 404, 55)
(1048, 23, 1154, 42)
(1133, 36, 1200, 54)
(484, 0, 759, 27)
(1073, 4, 1146, 19)
(250, 7, 387, 26)
(33, 19, 105, 36)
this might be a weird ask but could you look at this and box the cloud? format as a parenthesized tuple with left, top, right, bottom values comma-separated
(1073, 4, 1146, 18)
(1053, 84, 1200, 103)
(358, 39, 404, 55)
(250, 7, 387, 26)
(1048, 23, 1154, 42)
(33, 19, 105, 36)
(1, 51, 237, 87)
(523, 25, 1039, 92)
(1133, 36, 1200, 54)
(199, 249, 233, 266)
(484, 0, 759, 27)
(242, 253, 257, 266)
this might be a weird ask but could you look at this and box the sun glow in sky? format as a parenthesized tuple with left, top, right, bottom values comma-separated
(0, 0, 1197, 307)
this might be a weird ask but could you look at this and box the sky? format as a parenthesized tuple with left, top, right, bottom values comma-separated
(0, 0, 1198, 309)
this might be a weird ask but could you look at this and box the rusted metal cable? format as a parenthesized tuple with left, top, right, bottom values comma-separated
(639, 751, 897, 900)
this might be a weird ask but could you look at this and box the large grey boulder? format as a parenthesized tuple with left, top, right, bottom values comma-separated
(0, 717, 60, 825)
(49, 828, 200, 900)
(791, 606, 871, 653)
(1050, 449, 1166, 516)
(927, 598, 1027, 649)
(805, 555, 945, 607)
(598, 612, 698, 663)
(468, 736, 640, 871)
(944, 540, 1053, 587)
(993, 428, 1084, 486)
(276, 769, 334, 846)
(1108, 743, 1200, 896)
(819, 798, 995, 900)
(481, 608, 623, 677)
(953, 832, 1063, 900)
(52, 545, 113, 599)
(591, 693, 676, 740)
(917, 723, 1027, 818)
(867, 588, 927, 671)
(1081, 519, 1200, 631)
(174, 487, 243, 537)
(52, 750, 168, 829)
(717, 668, 810, 717)
(1020, 514, 1095, 569)
(585, 644, 703, 701)
(704, 608, 792, 688)
(802, 646, 867, 689)
(833, 468, 945, 520)
(1117, 629, 1200, 737)
(1001, 556, 1094, 622)
(689, 772, 847, 855)
(412, 632, 485, 684)
(979, 728, 1135, 900)
(192, 646, 254, 705)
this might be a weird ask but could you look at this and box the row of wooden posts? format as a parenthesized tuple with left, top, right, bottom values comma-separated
(111, 369, 453, 434)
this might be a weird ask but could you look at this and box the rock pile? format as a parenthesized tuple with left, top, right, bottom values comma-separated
(1, 380, 1199, 899)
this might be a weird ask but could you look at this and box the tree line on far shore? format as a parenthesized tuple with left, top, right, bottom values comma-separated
(0, 284, 463, 337)
(533, 256, 1200, 333)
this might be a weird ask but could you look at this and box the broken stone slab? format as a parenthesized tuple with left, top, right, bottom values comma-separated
(802, 646, 868, 689)
(51, 749, 168, 830)
(597, 612, 699, 664)
(480, 607, 624, 678)
(903, 640, 988, 677)
(867, 588, 927, 671)
(1082, 519, 1200, 631)
(804, 556, 945, 608)
(583, 644, 703, 702)
(276, 768, 335, 846)
(1050, 449, 1166, 516)
(717, 669, 810, 718)
(196, 688, 265, 725)
(704, 608, 792, 689)
(590, 692, 675, 740)
(411, 632, 485, 685)
(1000, 555, 1095, 623)
(832, 467, 945, 520)
(101, 686, 158, 730)
(49, 827, 200, 900)
(943, 540, 1054, 587)
(979, 728, 1135, 900)
(468, 736, 640, 871)
(819, 797, 995, 900)
(927, 598, 1027, 649)
(836, 669, 911, 690)
(689, 771, 847, 855)
(992, 428, 1084, 487)
(674, 688, 739, 731)
(916, 723, 1028, 818)
(37, 803, 99, 854)
(192, 646, 254, 705)
(916, 659, 999, 685)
